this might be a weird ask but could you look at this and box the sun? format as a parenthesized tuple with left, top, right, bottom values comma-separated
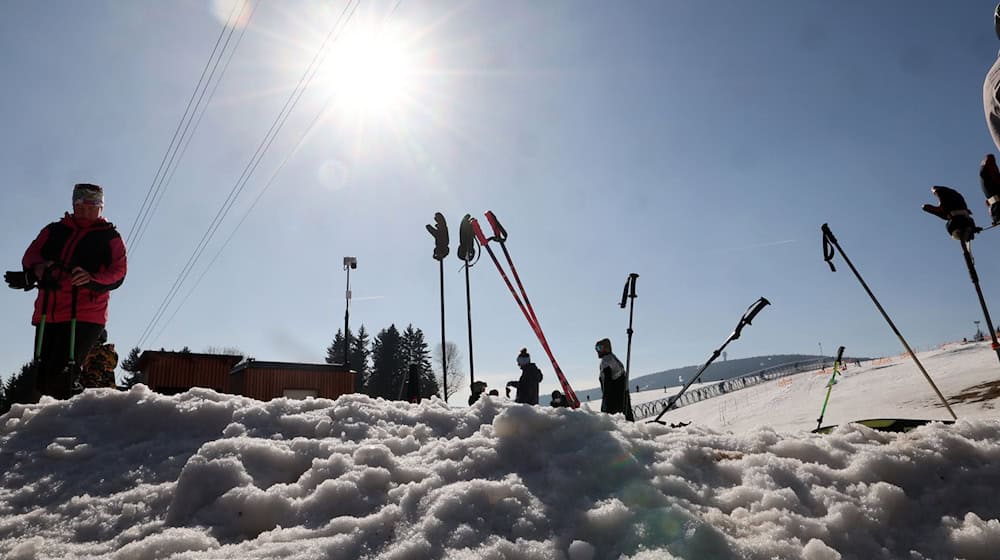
(323, 24, 417, 118)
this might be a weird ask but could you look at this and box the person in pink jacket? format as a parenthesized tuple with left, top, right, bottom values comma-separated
(5, 183, 127, 401)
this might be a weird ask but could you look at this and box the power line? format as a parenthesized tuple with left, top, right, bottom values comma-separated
(135, 0, 362, 350)
(126, 0, 254, 257)
(150, 0, 406, 344)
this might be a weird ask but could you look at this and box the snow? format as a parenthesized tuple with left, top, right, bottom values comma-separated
(2, 342, 1000, 559)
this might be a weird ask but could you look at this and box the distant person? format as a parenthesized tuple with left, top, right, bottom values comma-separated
(469, 381, 488, 405)
(506, 348, 543, 405)
(5, 183, 127, 402)
(550, 390, 569, 408)
(595, 338, 634, 421)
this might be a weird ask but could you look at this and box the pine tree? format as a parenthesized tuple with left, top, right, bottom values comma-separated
(1, 363, 35, 414)
(370, 324, 405, 399)
(401, 324, 439, 399)
(119, 346, 143, 388)
(351, 325, 372, 391)
(326, 329, 347, 364)
(326, 325, 372, 391)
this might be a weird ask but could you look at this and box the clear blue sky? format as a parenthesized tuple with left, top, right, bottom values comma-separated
(3, 0, 1000, 404)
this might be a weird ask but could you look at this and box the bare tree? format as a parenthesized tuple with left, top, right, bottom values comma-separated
(434, 341, 466, 401)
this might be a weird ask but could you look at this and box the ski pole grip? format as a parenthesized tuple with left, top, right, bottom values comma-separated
(835, 345, 845, 363)
(821, 224, 837, 272)
(469, 218, 490, 246)
(743, 297, 770, 324)
(628, 273, 639, 297)
(484, 211, 508, 242)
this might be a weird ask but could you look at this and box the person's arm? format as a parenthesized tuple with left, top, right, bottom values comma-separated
(22, 226, 52, 279)
(85, 236, 127, 291)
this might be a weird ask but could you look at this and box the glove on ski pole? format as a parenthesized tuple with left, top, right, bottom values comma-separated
(922, 186, 977, 242)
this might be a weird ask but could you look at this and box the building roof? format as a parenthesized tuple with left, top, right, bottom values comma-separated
(137, 350, 244, 370)
(230, 359, 350, 374)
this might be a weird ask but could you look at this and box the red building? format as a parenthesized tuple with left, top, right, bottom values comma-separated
(231, 360, 354, 400)
(137, 351, 241, 395)
(136, 351, 354, 400)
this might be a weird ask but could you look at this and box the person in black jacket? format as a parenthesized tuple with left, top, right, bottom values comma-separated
(506, 348, 543, 405)
(596, 338, 634, 421)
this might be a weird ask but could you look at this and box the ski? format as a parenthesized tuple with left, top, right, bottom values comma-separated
(470, 212, 581, 408)
(813, 418, 955, 435)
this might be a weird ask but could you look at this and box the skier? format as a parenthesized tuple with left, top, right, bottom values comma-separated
(595, 338, 634, 421)
(468, 381, 488, 405)
(549, 389, 569, 408)
(921, 185, 976, 241)
(4, 184, 127, 402)
(506, 348, 543, 405)
(79, 329, 118, 389)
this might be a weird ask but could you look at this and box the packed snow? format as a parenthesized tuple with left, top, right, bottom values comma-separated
(2, 342, 1000, 559)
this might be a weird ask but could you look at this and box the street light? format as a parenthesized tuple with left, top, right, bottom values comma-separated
(344, 256, 357, 369)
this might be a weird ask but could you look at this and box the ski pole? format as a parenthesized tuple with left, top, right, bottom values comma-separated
(649, 297, 770, 424)
(458, 214, 477, 386)
(619, 273, 639, 378)
(484, 211, 540, 327)
(425, 213, 449, 402)
(816, 345, 845, 431)
(960, 240, 1000, 365)
(482, 211, 576, 402)
(471, 215, 581, 408)
(822, 223, 957, 420)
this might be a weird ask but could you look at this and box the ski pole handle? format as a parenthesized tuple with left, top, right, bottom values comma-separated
(484, 211, 508, 243)
(835, 346, 845, 364)
(731, 297, 770, 340)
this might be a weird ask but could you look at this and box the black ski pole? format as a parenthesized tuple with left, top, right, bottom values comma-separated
(816, 345, 846, 431)
(960, 240, 1000, 365)
(458, 214, 478, 386)
(822, 223, 957, 420)
(619, 273, 639, 378)
(649, 297, 770, 424)
(426, 213, 449, 402)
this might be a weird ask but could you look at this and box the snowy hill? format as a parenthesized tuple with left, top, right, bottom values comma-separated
(1, 342, 1000, 559)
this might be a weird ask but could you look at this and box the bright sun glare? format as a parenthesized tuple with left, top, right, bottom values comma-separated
(325, 26, 416, 117)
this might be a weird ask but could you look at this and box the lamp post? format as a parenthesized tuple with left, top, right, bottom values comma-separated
(818, 342, 824, 368)
(343, 256, 357, 369)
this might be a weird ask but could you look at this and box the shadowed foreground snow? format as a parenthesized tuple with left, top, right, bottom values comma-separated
(2, 344, 1000, 559)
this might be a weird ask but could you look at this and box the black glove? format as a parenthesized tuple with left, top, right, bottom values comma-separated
(425, 212, 449, 261)
(4, 270, 37, 291)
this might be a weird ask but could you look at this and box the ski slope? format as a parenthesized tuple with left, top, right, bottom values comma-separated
(1, 342, 1000, 559)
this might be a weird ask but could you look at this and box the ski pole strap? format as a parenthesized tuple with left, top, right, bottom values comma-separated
(484, 211, 508, 243)
(822, 223, 837, 272)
